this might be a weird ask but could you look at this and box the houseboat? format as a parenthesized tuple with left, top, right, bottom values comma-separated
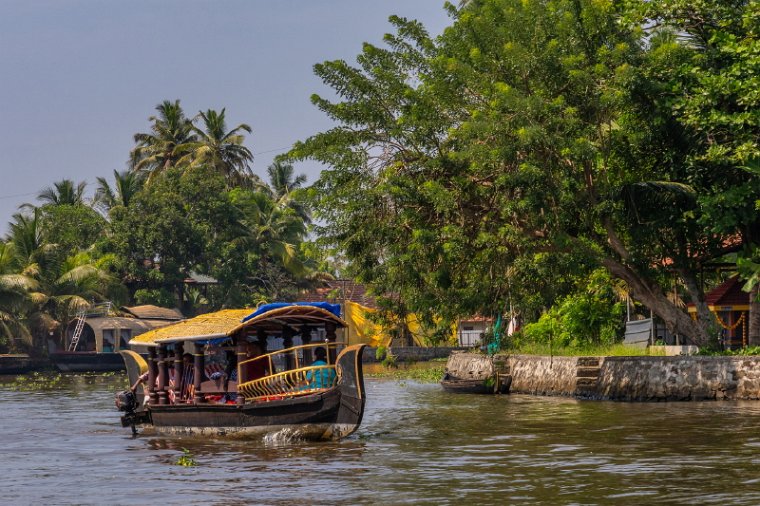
(50, 304, 183, 372)
(116, 302, 367, 441)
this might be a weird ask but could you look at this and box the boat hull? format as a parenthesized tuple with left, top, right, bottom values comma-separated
(51, 351, 126, 372)
(440, 378, 494, 394)
(124, 344, 367, 441)
(0, 354, 37, 375)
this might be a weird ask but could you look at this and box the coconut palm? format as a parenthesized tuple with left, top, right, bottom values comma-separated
(266, 161, 307, 199)
(94, 169, 146, 213)
(265, 161, 311, 224)
(7, 209, 49, 269)
(131, 100, 196, 181)
(0, 241, 38, 350)
(179, 108, 255, 186)
(36, 179, 87, 207)
(232, 190, 307, 275)
(30, 252, 115, 345)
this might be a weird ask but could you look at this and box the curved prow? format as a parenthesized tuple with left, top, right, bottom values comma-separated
(335, 344, 368, 433)
(119, 350, 148, 405)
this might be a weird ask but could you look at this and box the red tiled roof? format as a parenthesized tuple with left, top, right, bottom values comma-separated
(299, 280, 377, 309)
(704, 276, 749, 307)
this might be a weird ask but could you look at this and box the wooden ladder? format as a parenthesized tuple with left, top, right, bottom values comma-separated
(67, 309, 88, 351)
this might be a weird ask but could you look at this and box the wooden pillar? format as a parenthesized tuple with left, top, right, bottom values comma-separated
(236, 338, 247, 405)
(325, 322, 337, 364)
(256, 328, 267, 353)
(193, 342, 204, 403)
(301, 326, 313, 365)
(157, 345, 168, 405)
(283, 326, 294, 370)
(147, 347, 158, 405)
(174, 342, 184, 402)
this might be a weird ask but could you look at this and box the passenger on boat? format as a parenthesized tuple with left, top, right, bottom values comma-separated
(304, 347, 336, 389)
(240, 342, 270, 383)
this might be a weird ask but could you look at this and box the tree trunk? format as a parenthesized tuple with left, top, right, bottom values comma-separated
(749, 284, 760, 346)
(680, 269, 719, 342)
(601, 258, 713, 346)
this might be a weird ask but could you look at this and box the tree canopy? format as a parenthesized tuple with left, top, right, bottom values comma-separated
(291, 0, 759, 345)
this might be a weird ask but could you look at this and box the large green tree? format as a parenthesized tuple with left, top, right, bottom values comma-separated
(632, 0, 760, 342)
(291, 0, 751, 345)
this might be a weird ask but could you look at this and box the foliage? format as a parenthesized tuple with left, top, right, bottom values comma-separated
(697, 346, 760, 357)
(38, 204, 106, 256)
(365, 363, 444, 382)
(179, 108, 256, 187)
(291, 0, 758, 345)
(519, 270, 625, 349)
(505, 341, 661, 357)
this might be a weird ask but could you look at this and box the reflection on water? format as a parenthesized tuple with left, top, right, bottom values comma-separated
(2, 372, 760, 505)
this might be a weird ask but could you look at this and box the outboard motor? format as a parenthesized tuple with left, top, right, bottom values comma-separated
(115, 389, 137, 413)
(115, 389, 147, 435)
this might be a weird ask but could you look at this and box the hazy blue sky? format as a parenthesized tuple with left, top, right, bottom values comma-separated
(0, 1, 452, 230)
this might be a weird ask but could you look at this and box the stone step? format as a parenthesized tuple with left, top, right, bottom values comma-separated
(577, 357, 601, 367)
(577, 366, 600, 378)
(576, 377, 598, 388)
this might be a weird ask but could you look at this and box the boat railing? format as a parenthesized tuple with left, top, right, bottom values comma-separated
(238, 342, 341, 401)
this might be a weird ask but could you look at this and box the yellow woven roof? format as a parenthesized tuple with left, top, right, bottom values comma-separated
(129, 309, 252, 346)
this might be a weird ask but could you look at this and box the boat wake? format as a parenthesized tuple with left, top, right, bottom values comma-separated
(262, 427, 308, 446)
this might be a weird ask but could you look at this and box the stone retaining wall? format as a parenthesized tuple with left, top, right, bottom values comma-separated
(362, 346, 467, 363)
(515, 355, 760, 401)
(448, 353, 760, 401)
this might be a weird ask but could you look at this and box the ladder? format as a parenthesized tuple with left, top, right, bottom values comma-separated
(68, 309, 88, 352)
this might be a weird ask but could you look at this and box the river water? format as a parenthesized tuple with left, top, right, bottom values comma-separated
(2, 372, 760, 505)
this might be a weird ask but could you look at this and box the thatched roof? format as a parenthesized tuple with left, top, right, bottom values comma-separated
(130, 305, 347, 347)
(129, 309, 252, 345)
(121, 305, 184, 321)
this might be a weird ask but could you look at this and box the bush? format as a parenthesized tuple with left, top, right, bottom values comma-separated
(518, 269, 625, 350)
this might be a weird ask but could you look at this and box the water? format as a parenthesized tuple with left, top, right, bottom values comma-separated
(2, 372, 760, 505)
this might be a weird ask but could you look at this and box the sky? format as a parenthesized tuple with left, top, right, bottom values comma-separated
(0, 0, 453, 232)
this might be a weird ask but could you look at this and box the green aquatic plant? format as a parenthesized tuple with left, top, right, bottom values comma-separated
(176, 448, 197, 467)
(7, 372, 65, 391)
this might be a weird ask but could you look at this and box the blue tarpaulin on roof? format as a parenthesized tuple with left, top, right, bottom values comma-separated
(241, 302, 342, 322)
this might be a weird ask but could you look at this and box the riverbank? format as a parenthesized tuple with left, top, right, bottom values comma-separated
(497, 353, 760, 401)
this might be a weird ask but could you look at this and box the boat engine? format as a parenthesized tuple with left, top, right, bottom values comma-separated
(114, 389, 137, 413)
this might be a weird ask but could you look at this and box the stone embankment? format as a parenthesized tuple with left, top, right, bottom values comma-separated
(454, 352, 760, 401)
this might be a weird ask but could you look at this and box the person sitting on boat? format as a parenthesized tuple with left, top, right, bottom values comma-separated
(304, 347, 336, 390)
(240, 342, 270, 383)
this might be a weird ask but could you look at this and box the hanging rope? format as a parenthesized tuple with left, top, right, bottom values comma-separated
(714, 312, 746, 331)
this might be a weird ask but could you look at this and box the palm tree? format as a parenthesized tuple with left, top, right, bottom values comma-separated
(94, 169, 146, 213)
(232, 190, 308, 276)
(0, 241, 37, 350)
(266, 161, 311, 224)
(131, 100, 196, 181)
(37, 179, 87, 207)
(179, 108, 255, 185)
(30, 252, 115, 346)
(266, 161, 307, 199)
(7, 209, 48, 269)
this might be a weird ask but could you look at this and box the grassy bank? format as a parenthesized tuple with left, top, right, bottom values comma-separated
(364, 362, 445, 383)
(503, 342, 666, 357)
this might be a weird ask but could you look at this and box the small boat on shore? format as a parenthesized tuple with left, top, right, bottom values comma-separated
(440, 351, 511, 394)
(0, 354, 39, 375)
(116, 302, 367, 441)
